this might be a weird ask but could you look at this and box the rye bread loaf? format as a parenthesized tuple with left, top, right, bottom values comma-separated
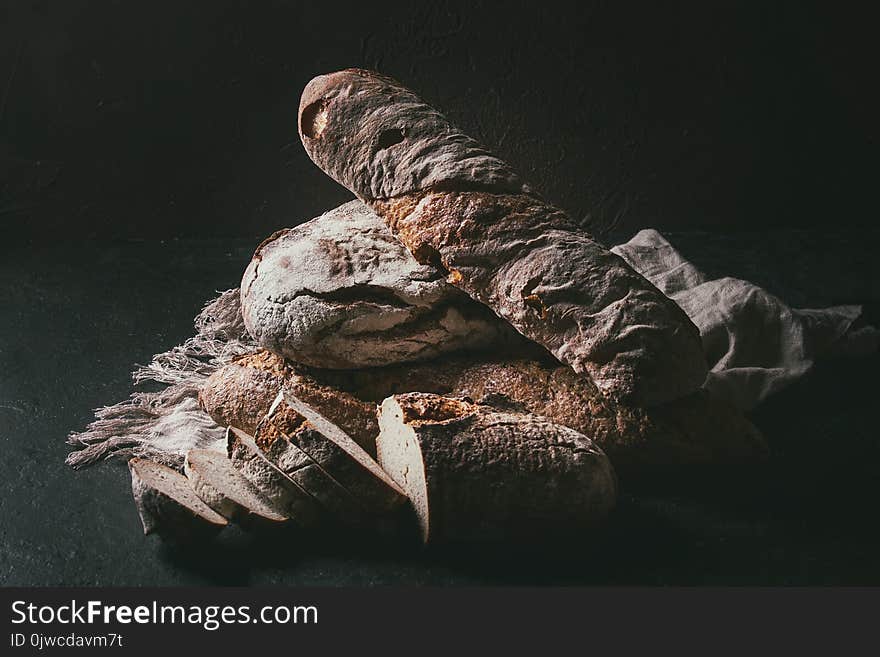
(183, 448, 288, 526)
(226, 426, 323, 528)
(241, 200, 515, 369)
(199, 350, 378, 455)
(297, 69, 708, 406)
(274, 390, 407, 512)
(202, 351, 765, 472)
(377, 393, 618, 544)
(128, 457, 228, 541)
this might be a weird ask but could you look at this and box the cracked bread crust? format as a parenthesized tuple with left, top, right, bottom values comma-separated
(240, 200, 515, 369)
(298, 69, 708, 406)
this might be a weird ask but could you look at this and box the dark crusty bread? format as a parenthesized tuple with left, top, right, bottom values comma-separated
(183, 448, 288, 526)
(277, 390, 407, 513)
(297, 69, 708, 406)
(226, 426, 323, 528)
(240, 200, 515, 369)
(128, 457, 227, 541)
(199, 350, 378, 455)
(377, 393, 617, 544)
(202, 351, 766, 473)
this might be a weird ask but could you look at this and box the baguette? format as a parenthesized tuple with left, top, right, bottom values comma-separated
(183, 448, 289, 526)
(128, 457, 227, 541)
(298, 69, 708, 406)
(241, 200, 515, 368)
(377, 393, 617, 544)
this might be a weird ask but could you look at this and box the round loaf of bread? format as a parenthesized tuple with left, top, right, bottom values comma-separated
(240, 200, 512, 369)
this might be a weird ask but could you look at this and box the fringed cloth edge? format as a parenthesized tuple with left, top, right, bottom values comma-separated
(66, 288, 254, 469)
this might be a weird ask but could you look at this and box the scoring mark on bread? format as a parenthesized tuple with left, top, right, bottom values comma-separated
(301, 99, 329, 139)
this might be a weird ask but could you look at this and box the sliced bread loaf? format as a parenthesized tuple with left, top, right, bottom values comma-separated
(377, 393, 618, 544)
(128, 457, 227, 541)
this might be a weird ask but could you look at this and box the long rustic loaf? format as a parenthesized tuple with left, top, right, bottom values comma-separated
(241, 200, 516, 369)
(377, 393, 618, 544)
(128, 457, 228, 541)
(201, 350, 766, 472)
(297, 69, 708, 406)
(183, 448, 289, 526)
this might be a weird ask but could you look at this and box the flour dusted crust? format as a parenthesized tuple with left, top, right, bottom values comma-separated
(240, 200, 513, 369)
(377, 393, 618, 544)
(298, 69, 708, 405)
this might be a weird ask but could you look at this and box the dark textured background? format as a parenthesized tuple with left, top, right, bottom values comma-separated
(1, 0, 877, 245)
(1, 2, 878, 586)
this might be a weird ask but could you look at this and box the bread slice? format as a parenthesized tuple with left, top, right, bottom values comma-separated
(128, 457, 227, 541)
(226, 427, 322, 528)
(183, 448, 288, 526)
(280, 390, 406, 513)
(377, 393, 618, 544)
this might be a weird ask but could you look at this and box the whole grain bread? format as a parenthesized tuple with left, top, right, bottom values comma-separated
(241, 200, 516, 368)
(298, 69, 708, 406)
(377, 393, 618, 544)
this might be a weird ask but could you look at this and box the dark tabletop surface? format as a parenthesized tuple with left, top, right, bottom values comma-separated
(1, 230, 878, 586)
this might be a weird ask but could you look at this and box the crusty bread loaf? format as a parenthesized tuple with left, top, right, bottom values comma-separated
(202, 351, 765, 473)
(377, 393, 617, 544)
(298, 69, 708, 406)
(199, 350, 379, 455)
(128, 457, 227, 541)
(240, 200, 516, 369)
(183, 448, 289, 526)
